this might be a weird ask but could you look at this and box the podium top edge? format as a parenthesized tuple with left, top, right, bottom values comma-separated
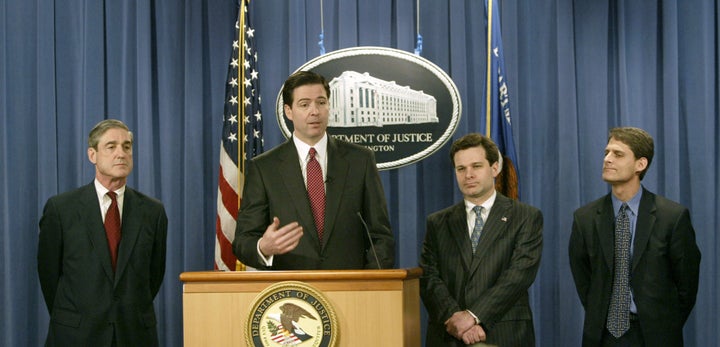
(179, 267, 422, 283)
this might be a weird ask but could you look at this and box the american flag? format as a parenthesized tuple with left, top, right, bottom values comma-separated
(215, 0, 263, 271)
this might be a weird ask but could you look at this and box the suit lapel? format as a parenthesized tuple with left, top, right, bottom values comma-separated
(114, 188, 142, 285)
(278, 141, 322, 247)
(322, 138, 349, 248)
(596, 195, 616, 270)
(632, 189, 656, 271)
(81, 184, 116, 282)
(447, 203, 473, 271)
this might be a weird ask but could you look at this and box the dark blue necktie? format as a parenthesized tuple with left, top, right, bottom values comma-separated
(607, 203, 631, 338)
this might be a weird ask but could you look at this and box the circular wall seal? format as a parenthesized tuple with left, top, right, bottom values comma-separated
(276, 46, 462, 170)
(246, 281, 339, 347)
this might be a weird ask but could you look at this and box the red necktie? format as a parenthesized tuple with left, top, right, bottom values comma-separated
(105, 191, 122, 272)
(307, 148, 326, 243)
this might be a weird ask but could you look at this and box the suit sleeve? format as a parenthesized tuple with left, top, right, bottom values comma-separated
(37, 197, 64, 312)
(468, 207, 543, 328)
(670, 208, 701, 323)
(420, 216, 462, 323)
(568, 211, 591, 308)
(149, 205, 168, 298)
(233, 159, 272, 269)
(361, 150, 394, 269)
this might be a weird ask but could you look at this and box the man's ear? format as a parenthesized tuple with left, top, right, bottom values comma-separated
(491, 161, 500, 178)
(88, 147, 97, 164)
(284, 104, 293, 121)
(635, 157, 648, 175)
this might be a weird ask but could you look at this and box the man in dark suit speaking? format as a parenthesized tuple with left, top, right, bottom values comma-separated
(569, 127, 701, 346)
(38, 119, 167, 346)
(420, 133, 543, 346)
(233, 70, 394, 270)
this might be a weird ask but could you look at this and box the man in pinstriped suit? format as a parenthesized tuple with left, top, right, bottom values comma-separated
(420, 133, 543, 346)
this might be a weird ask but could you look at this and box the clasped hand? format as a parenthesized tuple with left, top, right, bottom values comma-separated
(445, 310, 487, 345)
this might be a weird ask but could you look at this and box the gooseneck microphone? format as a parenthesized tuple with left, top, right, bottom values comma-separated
(356, 211, 382, 270)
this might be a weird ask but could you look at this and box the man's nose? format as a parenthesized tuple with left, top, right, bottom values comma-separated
(114, 147, 127, 157)
(309, 103, 320, 114)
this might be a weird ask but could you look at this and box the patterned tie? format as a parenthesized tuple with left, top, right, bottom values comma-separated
(607, 203, 631, 338)
(105, 191, 122, 272)
(307, 148, 326, 244)
(470, 206, 484, 253)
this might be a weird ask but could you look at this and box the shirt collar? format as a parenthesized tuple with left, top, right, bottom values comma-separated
(611, 186, 642, 216)
(293, 133, 328, 161)
(464, 190, 497, 215)
(94, 179, 126, 200)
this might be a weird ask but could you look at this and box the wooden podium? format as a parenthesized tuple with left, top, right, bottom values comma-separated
(180, 268, 422, 346)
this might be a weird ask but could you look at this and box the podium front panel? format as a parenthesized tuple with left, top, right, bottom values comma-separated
(181, 269, 421, 347)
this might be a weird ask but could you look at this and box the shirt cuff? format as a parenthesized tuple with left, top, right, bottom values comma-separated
(466, 309, 480, 325)
(256, 239, 274, 266)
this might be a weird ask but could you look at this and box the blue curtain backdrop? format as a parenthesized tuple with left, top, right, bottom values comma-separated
(1, 0, 718, 346)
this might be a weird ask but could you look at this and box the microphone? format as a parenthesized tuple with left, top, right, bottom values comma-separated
(356, 211, 382, 270)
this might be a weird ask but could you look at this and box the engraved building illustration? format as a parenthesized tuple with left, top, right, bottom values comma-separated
(329, 71, 438, 127)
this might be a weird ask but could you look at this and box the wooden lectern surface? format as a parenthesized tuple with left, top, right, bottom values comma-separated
(181, 268, 422, 347)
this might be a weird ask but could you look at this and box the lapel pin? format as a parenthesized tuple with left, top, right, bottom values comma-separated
(501, 217, 507, 222)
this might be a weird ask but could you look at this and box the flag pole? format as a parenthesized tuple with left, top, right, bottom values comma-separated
(484, 0, 494, 137)
(236, 0, 247, 271)
(238, 0, 247, 184)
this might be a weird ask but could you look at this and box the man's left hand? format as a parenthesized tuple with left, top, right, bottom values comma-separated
(444, 310, 476, 340)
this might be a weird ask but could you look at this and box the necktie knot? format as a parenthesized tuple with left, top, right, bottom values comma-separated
(473, 205, 483, 217)
(309, 147, 317, 160)
(107, 191, 117, 201)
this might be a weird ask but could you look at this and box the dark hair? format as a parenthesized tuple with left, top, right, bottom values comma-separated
(449, 133, 500, 167)
(608, 127, 654, 180)
(281, 70, 331, 107)
(88, 119, 133, 149)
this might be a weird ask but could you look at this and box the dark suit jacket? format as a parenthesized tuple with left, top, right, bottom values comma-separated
(569, 188, 701, 346)
(420, 193, 543, 347)
(233, 136, 394, 270)
(38, 183, 167, 347)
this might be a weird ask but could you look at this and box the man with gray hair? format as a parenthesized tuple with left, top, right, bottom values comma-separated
(38, 119, 167, 346)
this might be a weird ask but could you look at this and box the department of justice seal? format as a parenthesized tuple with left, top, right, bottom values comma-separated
(246, 281, 339, 347)
(276, 46, 462, 170)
